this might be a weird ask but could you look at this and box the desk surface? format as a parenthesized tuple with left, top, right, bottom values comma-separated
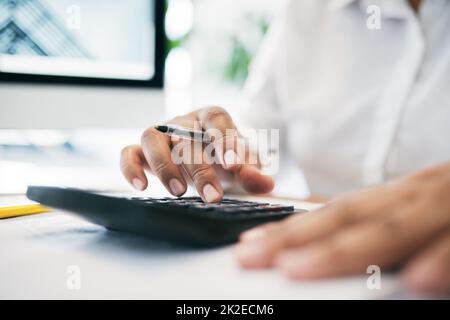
(0, 193, 408, 300)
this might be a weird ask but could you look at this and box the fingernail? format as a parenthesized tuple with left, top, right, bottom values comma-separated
(203, 184, 220, 203)
(132, 178, 144, 191)
(241, 228, 266, 243)
(223, 150, 240, 168)
(169, 178, 185, 196)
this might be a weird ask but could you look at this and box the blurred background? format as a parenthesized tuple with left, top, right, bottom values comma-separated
(165, 0, 280, 115)
(0, 0, 296, 196)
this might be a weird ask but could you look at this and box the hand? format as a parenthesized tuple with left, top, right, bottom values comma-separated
(236, 162, 450, 296)
(120, 107, 274, 203)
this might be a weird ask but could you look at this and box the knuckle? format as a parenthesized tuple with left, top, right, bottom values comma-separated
(191, 165, 214, 183)
(141, 128, 156, 143)
(213, 130, 237, 146)
(205, 106, 230, 122)
(327, 200, 355, 226)
(401, 185, 421, 204)
(151, 158, 171, 176)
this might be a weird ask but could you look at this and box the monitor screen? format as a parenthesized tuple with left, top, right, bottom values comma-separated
(0, 0, 163, 85)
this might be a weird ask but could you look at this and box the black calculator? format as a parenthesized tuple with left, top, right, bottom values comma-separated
(26, 186, 307, 247)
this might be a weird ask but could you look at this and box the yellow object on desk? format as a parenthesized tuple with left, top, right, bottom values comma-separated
(0, 204, 50, 219)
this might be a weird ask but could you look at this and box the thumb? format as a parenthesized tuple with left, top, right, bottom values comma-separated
(237, 165, 275, 194)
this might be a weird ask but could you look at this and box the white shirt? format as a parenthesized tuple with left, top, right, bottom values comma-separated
(239, 0, 450, 197)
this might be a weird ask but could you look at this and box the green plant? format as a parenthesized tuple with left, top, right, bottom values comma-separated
(223, 15, 270, 86)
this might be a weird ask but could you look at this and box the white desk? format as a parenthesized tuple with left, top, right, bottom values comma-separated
(0, 193, 407, 299)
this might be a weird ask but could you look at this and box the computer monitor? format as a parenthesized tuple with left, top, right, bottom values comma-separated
(0, 0, 165, 129)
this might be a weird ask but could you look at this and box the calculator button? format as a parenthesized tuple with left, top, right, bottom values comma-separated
(132, 196, 297, 216)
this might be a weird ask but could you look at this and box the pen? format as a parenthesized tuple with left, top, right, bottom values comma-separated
(0, 203, 50, 219)
(154, 125, 213, 143)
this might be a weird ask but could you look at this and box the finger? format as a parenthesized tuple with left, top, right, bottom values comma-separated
(275, 207, 450, 279)
(120, 145, 149, 191)
(239, 222, 281, 242)
(236, 201, 362, 269)
(236, 165, 274, 194)
(175, 138, 223, 203)
(197, 107, 241, 170)
(403, 231, 450, 296)
(141, 127, 187, 197)
(168, 114, 224, 202)
(218, 139, 272, 193)
(239, 189, 385, 246)
(236, 184, 421, 268)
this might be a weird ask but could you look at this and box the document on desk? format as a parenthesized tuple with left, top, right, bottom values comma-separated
(0, 195, 404, 299)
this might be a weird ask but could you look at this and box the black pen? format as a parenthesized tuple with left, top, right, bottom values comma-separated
(154, 125, 212, 143)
